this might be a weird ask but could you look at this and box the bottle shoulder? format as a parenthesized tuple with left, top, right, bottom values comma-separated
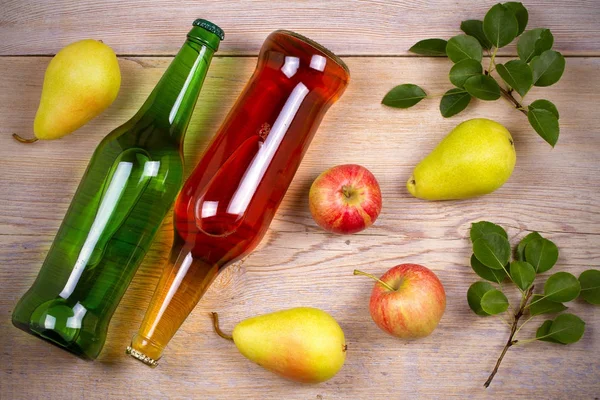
(82, 123, 184, 194)
(98, 117, 184, 156)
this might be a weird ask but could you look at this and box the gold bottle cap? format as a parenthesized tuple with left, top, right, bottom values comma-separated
(126, 346, 159, 368)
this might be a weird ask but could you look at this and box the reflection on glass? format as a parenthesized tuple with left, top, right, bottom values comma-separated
(12, 21, 222, 360)
(60, 161, 134, 299)
(226, 82, 309, 217)
(128, 29, 350, 367)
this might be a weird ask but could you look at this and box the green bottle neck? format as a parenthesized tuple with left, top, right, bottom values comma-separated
(138, 38, 215, 145)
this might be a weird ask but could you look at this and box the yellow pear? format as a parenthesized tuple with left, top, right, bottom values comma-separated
(212, 308, 346, 383)
(21, 39, 120, 142)
(407, 118, 516, 200)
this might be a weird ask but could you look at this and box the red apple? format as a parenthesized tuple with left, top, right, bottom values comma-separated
(309, 164, 382, 234)
(355, 264, 446, 338)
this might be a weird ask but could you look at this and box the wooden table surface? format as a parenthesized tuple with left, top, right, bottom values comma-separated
(1, 1, 599, 398)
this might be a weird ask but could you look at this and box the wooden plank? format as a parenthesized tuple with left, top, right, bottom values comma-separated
(1, 0, 599, 56)
(1, 56, 599, 398)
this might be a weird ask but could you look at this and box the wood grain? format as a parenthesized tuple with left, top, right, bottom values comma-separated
(1, 0, 600, 56)
(1, 54, 599, 398)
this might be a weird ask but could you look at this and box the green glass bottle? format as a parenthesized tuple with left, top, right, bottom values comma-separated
(12, 19, 224, 360)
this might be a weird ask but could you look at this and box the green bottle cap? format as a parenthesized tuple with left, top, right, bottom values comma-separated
(189, 19, 224, 51)
(193, 19, 225, 40)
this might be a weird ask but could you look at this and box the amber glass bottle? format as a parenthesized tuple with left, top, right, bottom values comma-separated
(127, 30, 350, 366)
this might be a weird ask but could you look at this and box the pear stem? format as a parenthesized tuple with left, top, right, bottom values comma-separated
(353, 269, 396, 292)
(210, 312, 234, 341)
(12, 134, 38, 143)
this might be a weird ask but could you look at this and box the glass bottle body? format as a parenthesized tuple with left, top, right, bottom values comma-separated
(129, 30, 350, 365)
(12, 24, 221, 360)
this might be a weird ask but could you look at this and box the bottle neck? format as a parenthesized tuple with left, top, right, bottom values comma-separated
(128, 238, 220, 365)
(139, 38, 215, 145)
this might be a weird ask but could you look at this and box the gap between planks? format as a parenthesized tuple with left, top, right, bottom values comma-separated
(0, 54, 597, 58)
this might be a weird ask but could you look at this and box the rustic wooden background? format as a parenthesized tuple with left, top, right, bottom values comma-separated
(1, 1, 599, 398)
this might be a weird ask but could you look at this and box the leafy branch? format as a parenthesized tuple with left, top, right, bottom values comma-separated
(382, 2, 564, 147)
(497, 86, 527, 116)
(484, 284, 534, 387)
(466, 221, 599, 388)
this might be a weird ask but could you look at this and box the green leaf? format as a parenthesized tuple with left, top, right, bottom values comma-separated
(409, 39, 448, 56)
(449, 59, 483, 87)
(467, 281, 495, 316)
(496, 60, 533, 97)
(471, 254, 508, 283)
(483, 3, 519, 48)
(579, 269, 600, 305)
(439, 88, 471, 118)
(460, 20, 492, 49)
(503, 2, 528, 36)
(382, 84, 427, 108)
(529, 99, 559, 119)
(527, 108, 559, 147)
(470, 221, 508, 243)
(446, 34, 483, 63)
(544, 272, 581, 303)
(525, 237, 558, 274)
(517, 231, 542, 261)
(473, 233, 511, 270)
(530, 294, 567, 316)
(481, 289, 509, 315)
(464, 75, 501, 101)
(549, 313, 585, 344)
(535, 29, 554, 55)
(536, 320, 564, 344)
(531, 50, 566, 87)
(510, 261, 536, 291)
(517, 28, 554, 63)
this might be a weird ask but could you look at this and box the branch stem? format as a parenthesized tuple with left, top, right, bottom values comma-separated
(500, 263, 519, 291)
(488, 47, 498, 73)
(484, 285, 535, 388)
(483, 67, 528, 116)
(512, 337, 539, 346)
(525, 294, 547, 309)
(513, 314, 536, 338)
(499, 86, 528, 116)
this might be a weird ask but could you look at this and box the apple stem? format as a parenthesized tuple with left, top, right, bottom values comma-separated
(210, 312, 234, 342)
(353, 269, 396, 292)
(341, 185, 352, 199)
(12, 133, 38, 143)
